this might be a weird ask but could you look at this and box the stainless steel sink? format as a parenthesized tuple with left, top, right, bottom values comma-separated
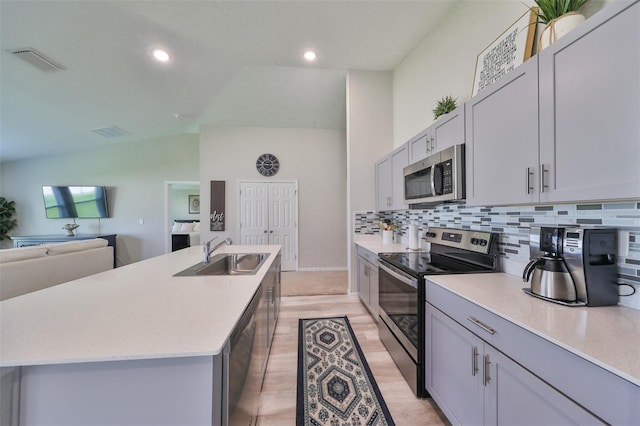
(174, 253, 270, 277)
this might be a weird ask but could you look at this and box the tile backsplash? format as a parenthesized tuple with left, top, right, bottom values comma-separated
(354, 202, 640, 310)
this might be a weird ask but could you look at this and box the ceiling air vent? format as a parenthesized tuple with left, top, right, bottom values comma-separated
(90, 126, 131, 139)
(8, 48, 65, 72)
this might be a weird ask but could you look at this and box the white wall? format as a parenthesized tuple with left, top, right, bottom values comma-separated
(392, 0, 611, 147)
(199, 126, 347, 269)
(346, 70, 393, 290)
(169, 187, 200, 224)
(0, 134, 199, 264)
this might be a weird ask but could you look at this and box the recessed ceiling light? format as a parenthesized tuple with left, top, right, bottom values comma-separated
(303, 50, 317, 62)
(152, 48, 170, 63)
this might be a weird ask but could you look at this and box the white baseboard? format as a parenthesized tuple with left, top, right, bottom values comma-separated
(294, 267, 348, 272)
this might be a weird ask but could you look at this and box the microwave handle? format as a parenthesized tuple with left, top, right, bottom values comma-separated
(430, 164, 437, 197)
(433, 163, 444, 195)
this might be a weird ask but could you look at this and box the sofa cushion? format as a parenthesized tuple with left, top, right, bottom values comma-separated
(41, 238, 108, 256)
(0, 246, 113, 301)
(0, 246, 48, 264)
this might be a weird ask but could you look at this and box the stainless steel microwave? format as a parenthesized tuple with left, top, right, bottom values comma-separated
(403, 144, 465, 205)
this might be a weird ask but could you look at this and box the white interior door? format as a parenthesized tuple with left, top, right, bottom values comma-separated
(239, 183, 268, 245)
(239, 181, 298, 271)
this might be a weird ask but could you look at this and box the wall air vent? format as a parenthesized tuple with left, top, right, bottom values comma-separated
(8, 48, 65, 72)
(90, 126, 131, 139)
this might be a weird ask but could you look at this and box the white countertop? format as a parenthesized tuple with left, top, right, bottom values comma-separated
(0, 245, 280, 367)
(354, 233, 423, 254)
(427, 273, 640, 386)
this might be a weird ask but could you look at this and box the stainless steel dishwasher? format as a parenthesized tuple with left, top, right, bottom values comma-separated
(224, 284, 266, 426)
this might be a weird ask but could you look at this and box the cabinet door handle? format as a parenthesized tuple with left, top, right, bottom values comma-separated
(467, 317, 496, 335)
(364, 264, 369, 277)
(483, 354, 491, 386)
(472, 346, 479, 377)
(431, 136, 436, 152)
(525, 167, 534, 194)
(540, 164, 548, 193)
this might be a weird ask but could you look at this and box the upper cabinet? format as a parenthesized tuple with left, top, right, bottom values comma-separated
(538, 1, 640, 203)
(408, 105, 465, 165)
(466, 0, 639, 206)
(465, 56, 540, 206)
(376, 144, 409, 211)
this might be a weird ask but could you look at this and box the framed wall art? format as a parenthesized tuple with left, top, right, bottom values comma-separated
(471, 8, 538, 97)
(188, 195, 200, 214)
(210, 181, 225, 231)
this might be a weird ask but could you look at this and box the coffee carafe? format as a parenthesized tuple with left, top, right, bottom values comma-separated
(522, 227, 578, 303)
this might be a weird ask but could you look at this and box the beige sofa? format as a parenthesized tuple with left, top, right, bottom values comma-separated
(0, 238, 114, 301)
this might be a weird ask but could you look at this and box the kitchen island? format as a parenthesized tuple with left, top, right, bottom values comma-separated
(0, 244, 281, 425)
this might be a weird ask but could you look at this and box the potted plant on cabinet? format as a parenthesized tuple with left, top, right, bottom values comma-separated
(433, 95, 457, 120)
(534, 0, 589, 51)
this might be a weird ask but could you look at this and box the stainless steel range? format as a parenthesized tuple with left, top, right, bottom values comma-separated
(377, 227, 499, 397)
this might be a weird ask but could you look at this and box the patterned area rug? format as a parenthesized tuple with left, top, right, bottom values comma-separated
(296, 316, 395, 426)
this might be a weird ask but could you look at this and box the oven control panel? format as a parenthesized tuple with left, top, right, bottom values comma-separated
(424, 227, 497, 254)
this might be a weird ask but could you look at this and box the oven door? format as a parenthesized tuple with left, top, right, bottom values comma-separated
(378, 261, 419, 361)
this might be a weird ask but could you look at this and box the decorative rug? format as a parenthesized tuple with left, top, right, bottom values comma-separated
(296, 316, 395, 426)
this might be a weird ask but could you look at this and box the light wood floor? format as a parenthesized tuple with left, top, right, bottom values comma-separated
(258, 293, 448, 425)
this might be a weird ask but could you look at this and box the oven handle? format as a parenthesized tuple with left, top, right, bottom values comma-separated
(379, 262, 418, 289)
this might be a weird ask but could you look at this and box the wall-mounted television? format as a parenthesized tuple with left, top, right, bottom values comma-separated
(42, 186, 109, 219)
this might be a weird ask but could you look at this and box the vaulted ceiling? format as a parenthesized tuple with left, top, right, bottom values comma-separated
(0, 1, 459, 163)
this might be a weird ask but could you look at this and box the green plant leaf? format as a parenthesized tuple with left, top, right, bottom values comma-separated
(433, 95, 457, 119)
(0, 197, 17, 239)
(533, 0, 589, 24)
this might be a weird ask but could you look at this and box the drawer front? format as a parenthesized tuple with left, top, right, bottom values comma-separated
(356, 246, 378, 266)
(425, 280, 640, 425)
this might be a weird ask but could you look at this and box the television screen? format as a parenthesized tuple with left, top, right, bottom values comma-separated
(42, 186, 109, 219)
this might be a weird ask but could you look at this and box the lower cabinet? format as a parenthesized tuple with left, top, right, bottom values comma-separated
(425, 303, 603, 425)
(357, 246, 379, 318)
(259, 254, 281, 384)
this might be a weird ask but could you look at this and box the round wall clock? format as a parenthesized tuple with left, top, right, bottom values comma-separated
(256, 153, 280, 177)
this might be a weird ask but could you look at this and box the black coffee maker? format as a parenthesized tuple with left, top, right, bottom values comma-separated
(523, 226, 618, 306)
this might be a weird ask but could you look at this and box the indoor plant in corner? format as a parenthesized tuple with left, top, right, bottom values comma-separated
(0, 197, 17, 246)
(534, 0, 589, 51)
(433, 95, 457, 120)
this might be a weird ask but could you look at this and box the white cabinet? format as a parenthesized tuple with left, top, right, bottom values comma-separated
(425, 279, 638, 425)
(356, 245, 379, 318)
(375, 144, 408, 211)
(425, 303, 603, 425)
(538, 0, 640, 203)
(466, 1, 640, 207)
(408, 105, 465, 165)
(465, 56, 540, 206)
(407, 130, 429, 164)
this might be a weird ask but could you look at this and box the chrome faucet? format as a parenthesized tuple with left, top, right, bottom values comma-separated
(203, 237, 232, 263)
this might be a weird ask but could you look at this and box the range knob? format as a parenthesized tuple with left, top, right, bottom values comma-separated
(471, 238, 478, 245)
